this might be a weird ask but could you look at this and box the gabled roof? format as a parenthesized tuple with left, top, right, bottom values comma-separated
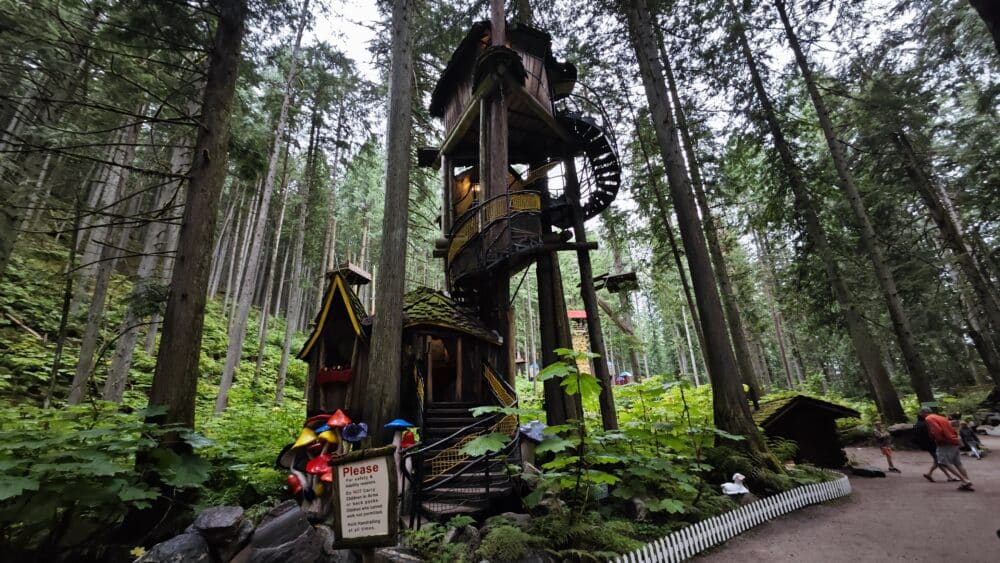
(403, 287, 501, 345)
(753, 394, 860, 428)
(297, 273, 368, 359)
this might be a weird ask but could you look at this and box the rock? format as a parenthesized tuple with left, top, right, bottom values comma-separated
(193, 506, 245, 540)
(443, 524, 480, 546)
(227, 501, 323, 563)
(373, 547, 423, 563)
(246, 528, 322, 563)
(481, 511, 530, 535)
(136, 533, 214, 563)
(251, 501, 312, 548)
(216, 520, 254, 562)
(630, 497, 649, 522)
(850, 466, 886, 478)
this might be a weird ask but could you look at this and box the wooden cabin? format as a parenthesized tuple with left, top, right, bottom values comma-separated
(753, 395, 860, 468)
(297, 265, 371, 415)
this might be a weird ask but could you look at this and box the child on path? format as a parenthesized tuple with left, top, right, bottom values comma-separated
(873, 422, 901, 473)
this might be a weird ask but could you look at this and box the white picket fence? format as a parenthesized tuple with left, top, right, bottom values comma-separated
(615, 473, 852, 563)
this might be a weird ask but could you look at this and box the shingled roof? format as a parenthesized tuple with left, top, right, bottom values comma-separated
(753, 394, 860, 428)
(297, 273, 369, 359)
(403, 287, 501, 345)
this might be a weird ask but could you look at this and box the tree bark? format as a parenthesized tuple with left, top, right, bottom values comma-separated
(148, 0, 246, 430)
(215, 0, 309, 413)
(775, 0, 934, 403)
(626, 0, 769, 450)
(728, 0, 906, 421)
(618, 71, 708, 365)
(661, 50, 762, 401)
(362, 0, 413, 443)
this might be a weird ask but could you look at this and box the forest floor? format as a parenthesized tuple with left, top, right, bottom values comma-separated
(697, 436, 1000, 562)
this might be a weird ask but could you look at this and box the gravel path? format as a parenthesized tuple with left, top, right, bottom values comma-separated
(696, 435, 1000, 562)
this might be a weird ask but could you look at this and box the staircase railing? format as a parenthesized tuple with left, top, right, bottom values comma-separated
(400, 361, 521, 523)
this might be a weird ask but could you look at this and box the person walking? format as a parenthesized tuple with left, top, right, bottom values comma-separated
(921, 406, 974, 491)
(873, 422, 901, 473)
(914, 412, 959, 482)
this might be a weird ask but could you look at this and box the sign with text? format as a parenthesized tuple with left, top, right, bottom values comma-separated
(331, 446, 398, 548)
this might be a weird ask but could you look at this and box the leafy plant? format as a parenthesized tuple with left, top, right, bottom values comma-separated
(0, 404, 210, 555)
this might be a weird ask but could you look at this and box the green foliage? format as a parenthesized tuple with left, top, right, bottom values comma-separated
(0, 404, 208, 552)
(476, 524, 540, 563)
(402, 515, 475, 563)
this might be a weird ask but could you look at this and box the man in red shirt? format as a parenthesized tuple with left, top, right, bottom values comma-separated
(919, 406, 974, 491)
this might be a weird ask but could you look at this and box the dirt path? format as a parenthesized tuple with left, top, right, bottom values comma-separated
(697, 436, 1000, 562)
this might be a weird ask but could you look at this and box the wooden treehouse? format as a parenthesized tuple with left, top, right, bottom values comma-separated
(298, 7, 625, 522)
(403, 8, 624, 521)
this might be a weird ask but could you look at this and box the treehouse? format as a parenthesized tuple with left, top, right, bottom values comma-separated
(297, 265, 371, 415)
(291, 11, 626, 522)
(398, 13, 625, 521)
(753, 395, 860, 468)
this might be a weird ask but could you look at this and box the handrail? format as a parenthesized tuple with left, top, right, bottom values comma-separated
(448, 190, 542, 264)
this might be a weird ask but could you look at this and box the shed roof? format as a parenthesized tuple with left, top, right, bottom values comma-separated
(403, 287, 501, 345)
(753, 394, 860, 428)
(297, 273, 368, 359)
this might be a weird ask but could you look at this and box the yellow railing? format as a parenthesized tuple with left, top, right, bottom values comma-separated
(484, 363, 516, 407)
(446, 191, 542, 265)
(421, 364, 520, 483)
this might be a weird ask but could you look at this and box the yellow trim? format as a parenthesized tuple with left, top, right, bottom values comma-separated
(297, 274, 363, 359)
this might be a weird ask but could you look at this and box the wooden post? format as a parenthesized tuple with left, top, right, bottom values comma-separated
(563, 157, 618, 430)
(479, 0, 512, 380)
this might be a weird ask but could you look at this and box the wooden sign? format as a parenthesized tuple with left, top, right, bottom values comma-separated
(331, 445, 398, 548)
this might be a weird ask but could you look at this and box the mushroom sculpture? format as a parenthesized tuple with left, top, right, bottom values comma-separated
(385, 419, 416, 495)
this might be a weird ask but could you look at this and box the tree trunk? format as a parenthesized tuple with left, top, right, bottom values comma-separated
(617, 72, 708, 365)
(44, 195, 83, 408)
(680, 301, 701, 385)
(626, 0, 769, 450)
(360, 0, 413, 444)
(895, 131, 1000, 376)
(72, 116, 143, 316)
(105, 150, 189, 402)
(68, 194, 139, 404)
(661, 51, 762, 401)
(215, 0, 309, 414)
(775, 0, 934, 403)
(148, 0, 246, 430)
(728, 0, 906, 421)
(276, 100, 321, 403)
(605, 219, 643, 381)
(564, 157, 618, 430)
(253, 177, 289, 385)
(753, 230, 796, 388)
(208, 186, 240, 297)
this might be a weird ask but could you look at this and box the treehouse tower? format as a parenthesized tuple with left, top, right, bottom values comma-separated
(403, 1, 623, 518)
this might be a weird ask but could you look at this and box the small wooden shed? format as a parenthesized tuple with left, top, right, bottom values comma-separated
(753, 395, 859, 468)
